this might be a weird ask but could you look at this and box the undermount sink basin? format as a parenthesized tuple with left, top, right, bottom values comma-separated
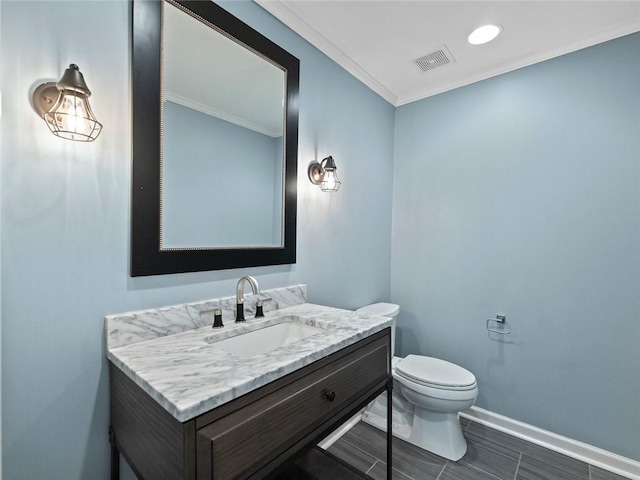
(210, 319, 325, 358)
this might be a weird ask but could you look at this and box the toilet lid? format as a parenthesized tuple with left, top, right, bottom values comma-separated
(396, 355, 476, 389)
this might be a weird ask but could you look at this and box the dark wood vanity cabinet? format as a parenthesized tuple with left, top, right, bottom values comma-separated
(110, 328, 392, 480)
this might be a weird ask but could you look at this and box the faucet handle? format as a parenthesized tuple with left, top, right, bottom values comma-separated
(255, 295, 272, 318)
(256, 294, 272, 306)
(201, 308, 225, 328)
(211, 309, 224, 329)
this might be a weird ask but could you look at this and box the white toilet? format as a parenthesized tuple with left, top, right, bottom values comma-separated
(356, 303, 478, 461)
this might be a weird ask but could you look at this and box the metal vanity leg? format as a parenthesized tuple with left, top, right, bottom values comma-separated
(386, 377, 393, 480)
(109, 426, 120, 480)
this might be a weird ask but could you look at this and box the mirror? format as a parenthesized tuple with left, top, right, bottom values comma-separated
(131, 0, 299, 276)
(162, 2, 285, 249)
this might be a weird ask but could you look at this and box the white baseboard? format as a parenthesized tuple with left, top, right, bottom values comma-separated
(318, 410, 364, 450)
(460, 406, 640, 480)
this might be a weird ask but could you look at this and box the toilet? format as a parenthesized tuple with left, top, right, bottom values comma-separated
(356, 303, 478, 461)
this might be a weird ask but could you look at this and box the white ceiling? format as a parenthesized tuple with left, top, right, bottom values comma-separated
(255, 1, 640, 106)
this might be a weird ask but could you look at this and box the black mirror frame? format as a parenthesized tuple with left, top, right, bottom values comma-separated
(131, 0, 299, 277)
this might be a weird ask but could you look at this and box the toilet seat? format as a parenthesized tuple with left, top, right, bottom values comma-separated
(396, 355, 477, 391)
(394, 371, 478, 403)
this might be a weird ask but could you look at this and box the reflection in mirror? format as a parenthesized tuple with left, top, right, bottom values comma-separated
(131, 0, 299, 276)
(161, 2, 286, 248)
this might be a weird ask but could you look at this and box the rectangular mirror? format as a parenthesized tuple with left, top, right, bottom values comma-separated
(162, 1, 285, 249)
(131, 0, 299, 276)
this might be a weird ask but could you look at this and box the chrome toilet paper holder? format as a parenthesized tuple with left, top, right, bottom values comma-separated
(486, 315, 512, 335)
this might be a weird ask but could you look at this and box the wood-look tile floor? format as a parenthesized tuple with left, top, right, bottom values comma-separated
(326, 418, 630, 480)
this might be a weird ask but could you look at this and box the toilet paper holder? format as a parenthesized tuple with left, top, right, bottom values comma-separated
(486, 315, 512, 335)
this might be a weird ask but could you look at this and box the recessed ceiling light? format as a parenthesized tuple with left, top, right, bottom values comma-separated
(468, 25, 502, 45)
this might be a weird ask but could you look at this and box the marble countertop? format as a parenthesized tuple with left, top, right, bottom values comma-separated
(107, 303, 392, 422)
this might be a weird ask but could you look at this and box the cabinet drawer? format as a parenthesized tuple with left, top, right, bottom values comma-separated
(196, 334, 389, 479)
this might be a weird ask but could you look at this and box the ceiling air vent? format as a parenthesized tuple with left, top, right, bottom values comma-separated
(413, 45, 455, 72)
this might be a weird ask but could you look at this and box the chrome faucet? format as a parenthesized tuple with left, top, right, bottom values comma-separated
(235, 276, 260, 322)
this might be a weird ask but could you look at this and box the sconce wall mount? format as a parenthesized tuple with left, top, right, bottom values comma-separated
(32, 64, 102, 142)
(308, 155, 341, 192)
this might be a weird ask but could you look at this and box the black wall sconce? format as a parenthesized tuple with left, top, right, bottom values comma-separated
(307, 156, 341, 192)
(32, 64, 102, 142)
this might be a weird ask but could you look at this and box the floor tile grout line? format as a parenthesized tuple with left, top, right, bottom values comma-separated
(468, 420, 599, 478)
(467, 421, 591, 476)
(365, 457, 419, 480)
(466, 422, 518, 452)
(462, 461, 506, 480)
(346, 421, 614, 480)
(341, 437, 385, 465)
(458, 459, 509, 480)
(365, 459, 378, 475)
(464, 432, 522, 460)
(513, 452, 522, 480)
(435, 460, 448, 480)
(340, 430, 444, 479)
(517, 451, 594, 480)
(394, 465, 418, 480)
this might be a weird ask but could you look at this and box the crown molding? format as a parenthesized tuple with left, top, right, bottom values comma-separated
(255, 0, 398, 105)
(256, 1, 639, 108)
(164, 91, 282, 137)
(397, 18, 640, 106)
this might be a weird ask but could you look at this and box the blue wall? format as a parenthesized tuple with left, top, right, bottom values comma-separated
(392, 33, 640, 460)
(162, 101, 282, 248)
(0, 1, 395, 478)
(1, 0, 638, 477)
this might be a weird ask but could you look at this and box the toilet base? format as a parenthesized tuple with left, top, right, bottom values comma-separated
(362, 409, 413, 441)
(408, 406, 467, 461)
(362, 393, 468, 462)
(361, 392, 413, 440)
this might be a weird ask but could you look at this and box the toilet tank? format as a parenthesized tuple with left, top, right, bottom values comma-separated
(355, 303, 399, 356)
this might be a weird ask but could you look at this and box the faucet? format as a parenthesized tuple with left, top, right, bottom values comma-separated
(235, 276, 260, 322)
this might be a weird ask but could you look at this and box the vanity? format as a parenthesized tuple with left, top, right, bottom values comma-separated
(106, 286, 393, 479)
(120, 0, 392, 475)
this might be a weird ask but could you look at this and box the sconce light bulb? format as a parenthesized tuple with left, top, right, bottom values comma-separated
(320, 169, 341, 192)
(33, 64, 102, 142)
(44, 89, 102, 142)
(307, 155, 342, 192)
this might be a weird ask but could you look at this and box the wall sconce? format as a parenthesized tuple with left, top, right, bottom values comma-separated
(307, 156, 341, 192)
(32, 64, 102, 142)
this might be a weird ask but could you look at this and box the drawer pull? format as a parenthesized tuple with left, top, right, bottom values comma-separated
(325, 391, 336, 402)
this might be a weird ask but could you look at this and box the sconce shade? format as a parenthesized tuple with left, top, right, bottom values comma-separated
(319, 169, 341, 192)
(308, 155, 341, 192)
(43, 90, 103, 142)
(33, 64, 103, 142)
